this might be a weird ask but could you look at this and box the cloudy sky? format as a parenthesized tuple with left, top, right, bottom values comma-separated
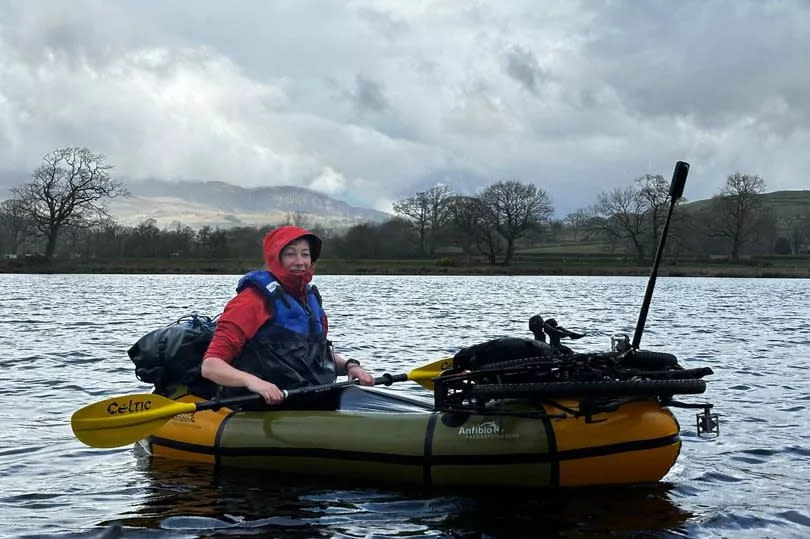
(1, 0, 808, 216)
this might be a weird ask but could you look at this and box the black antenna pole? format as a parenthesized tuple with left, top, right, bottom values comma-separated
(631, 161, 689, 350)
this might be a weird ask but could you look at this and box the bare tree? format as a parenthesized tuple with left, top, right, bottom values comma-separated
(564, 209, 590, 240)
(197, 225, 229, 258)
(88, 218, 128, 258)
(128, 218, 161, 257)
(0, 198, 30, 255)
(589, 185, 648, 261)
(588, 174, 673, 262)
(424, 185, 454, 254)
(447, 195, 504, 264)
(284, 209, 309, 228)
(787, 213, 810, 255)
(11, 147, 128, 258)
(637, 174, 671, 249)
(708, 172, 766, 260)
(393, 192, 429, 255)
(479, 180, 553, 265)
(393, 185, 455, 256)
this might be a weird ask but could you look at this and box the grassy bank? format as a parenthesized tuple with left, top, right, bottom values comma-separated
(3, 253, 810, 278)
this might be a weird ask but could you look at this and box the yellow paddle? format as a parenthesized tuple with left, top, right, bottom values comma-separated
(71, 357, 453, 449)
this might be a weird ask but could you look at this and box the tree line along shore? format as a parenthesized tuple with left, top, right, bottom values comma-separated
(3, 252, 809, 278)
(2, 147, 810, 274)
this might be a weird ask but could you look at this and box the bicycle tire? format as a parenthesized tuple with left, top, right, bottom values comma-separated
(470, 378, 706, 399)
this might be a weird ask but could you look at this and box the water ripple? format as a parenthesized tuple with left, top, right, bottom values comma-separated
(2, 274, 809, 538)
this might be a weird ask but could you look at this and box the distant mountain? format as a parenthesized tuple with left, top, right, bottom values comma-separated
(108, 179, 390, 229)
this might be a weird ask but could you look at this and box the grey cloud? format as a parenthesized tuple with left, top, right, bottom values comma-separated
(503, 45, 546, 95)
(350, 75, 389, 113)
(1, 2, 158, 68)
(582, 0, 810, 133)
(357, 8, 409, 38)
(1, 0, 809, 218)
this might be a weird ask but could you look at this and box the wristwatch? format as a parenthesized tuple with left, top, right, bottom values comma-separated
(344, 359, 362, 375)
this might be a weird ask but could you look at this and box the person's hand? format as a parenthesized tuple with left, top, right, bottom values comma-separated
(246, 378, 285, 405)
(348, 365, 375, 386)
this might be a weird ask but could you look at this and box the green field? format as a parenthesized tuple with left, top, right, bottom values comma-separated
(682, 190, 810, 221)
(517, 240, 607, 254)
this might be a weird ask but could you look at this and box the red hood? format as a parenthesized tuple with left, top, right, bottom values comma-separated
(263, 226, 322, 297)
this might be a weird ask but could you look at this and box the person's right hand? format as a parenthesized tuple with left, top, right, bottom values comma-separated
(246, 378, 285, 405)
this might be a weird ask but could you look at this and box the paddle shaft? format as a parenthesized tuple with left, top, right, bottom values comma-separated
(72, 361, 445, 448)
(194, 373, 409, 412)
(632, 161, 689, 350)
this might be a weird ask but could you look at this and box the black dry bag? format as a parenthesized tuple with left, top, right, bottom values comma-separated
(127, 313, 218, 396)
(453, 337, 555, 371)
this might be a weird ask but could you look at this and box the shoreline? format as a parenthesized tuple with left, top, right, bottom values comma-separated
(2, 256, 809, 278)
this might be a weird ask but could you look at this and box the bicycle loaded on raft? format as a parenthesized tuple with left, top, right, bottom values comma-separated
(72, 161, 720, 488)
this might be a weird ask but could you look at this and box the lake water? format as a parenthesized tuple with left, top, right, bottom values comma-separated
(1, 274, 809, 538)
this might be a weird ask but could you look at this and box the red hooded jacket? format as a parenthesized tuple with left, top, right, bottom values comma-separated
(203, 226, 326, 363)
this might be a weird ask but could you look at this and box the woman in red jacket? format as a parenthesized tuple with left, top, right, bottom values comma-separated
(202, 225, 374, 405)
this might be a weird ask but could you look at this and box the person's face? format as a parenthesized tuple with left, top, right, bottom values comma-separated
(280, 239, 312, 274)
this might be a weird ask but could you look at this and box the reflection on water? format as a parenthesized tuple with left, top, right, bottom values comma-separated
(122, 452, 691, 538)
(1, 274, 809, 538)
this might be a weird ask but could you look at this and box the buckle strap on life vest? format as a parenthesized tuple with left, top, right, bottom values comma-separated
(237, 270, 292, 309)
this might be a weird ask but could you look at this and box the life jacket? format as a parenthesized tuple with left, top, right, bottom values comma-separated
(220, 270, 336, 400)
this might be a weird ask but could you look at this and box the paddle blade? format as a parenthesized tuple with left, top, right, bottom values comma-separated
(407, 357, 454, 390)
(71, 393, 196, 448)
(73, 414, 176, 448)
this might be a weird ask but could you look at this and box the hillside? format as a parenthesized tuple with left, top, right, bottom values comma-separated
(681, 190, 810, 221)
(108, 179, 391, 229)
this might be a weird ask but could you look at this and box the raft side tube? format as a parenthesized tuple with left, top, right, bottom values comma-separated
(547, 399, 681, 486)
(144, 389, 682, 488)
